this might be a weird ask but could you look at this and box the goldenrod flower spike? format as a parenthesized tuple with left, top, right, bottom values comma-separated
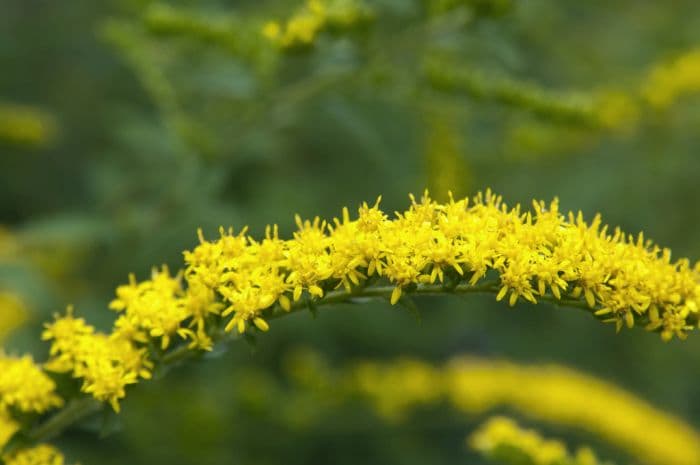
(470, 416, 611, 465)
(181, 190, 699, 341)
(33, 189, 699, 417)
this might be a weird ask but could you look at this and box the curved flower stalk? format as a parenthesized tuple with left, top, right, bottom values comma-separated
(179, 189, 698, 341)
(1, 190, 699, 461)
(39, 189, 700, 414)
(470, 416, 612, 465)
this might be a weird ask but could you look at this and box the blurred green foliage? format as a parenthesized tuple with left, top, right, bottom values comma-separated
(1, 0, 700, 464)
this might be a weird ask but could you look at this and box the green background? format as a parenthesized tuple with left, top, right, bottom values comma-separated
(1, 1, 699, 464)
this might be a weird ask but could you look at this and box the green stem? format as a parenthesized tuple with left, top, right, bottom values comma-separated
(28, 398, 103, 443)
(1, 398, 103, 456)
(160, 280, 593, 366)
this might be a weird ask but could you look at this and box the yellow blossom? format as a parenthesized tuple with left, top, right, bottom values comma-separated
(110, 267, 190, 349)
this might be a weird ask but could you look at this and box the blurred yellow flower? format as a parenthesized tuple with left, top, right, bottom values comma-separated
(344, 356, 700, 465)
(0, 103, 57, 148)
(447, 357, 700, 465)
(0, 292, 28, 343)
(263, 0, 373, 49)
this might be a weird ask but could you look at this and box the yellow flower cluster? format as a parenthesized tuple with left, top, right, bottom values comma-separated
(642, 49, 700, 108)
(0, 354, 62, 415)
(262, 0, 373, 49)
(42, 308, 152, 412)
(3, 444, 67, 465)
(0, 292, 28, 344)
(340, 356, 700, 465)
(109, 267, 221, 351)
(0, 354, 63, 452)
(470, 416, 608, 465)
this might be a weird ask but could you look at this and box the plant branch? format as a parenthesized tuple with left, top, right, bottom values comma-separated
(18, 280, 600, 451)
